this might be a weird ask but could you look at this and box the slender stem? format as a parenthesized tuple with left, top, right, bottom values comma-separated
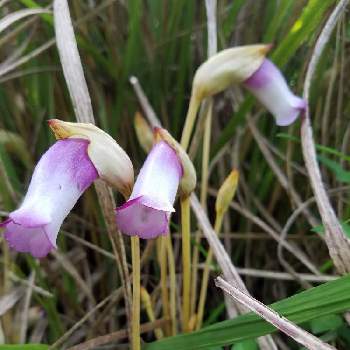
(196, 213, 223, 330)
(140, 287, 163, 340)
(131, 236, 141, 350)
(191, 99, 213, 316)
(180, 94, 200, 151)
(181, 195, 191, 332)
(158, 236, 171, 335)
(166, 235, 177, 335)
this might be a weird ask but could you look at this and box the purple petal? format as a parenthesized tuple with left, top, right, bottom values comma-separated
(116, 141, 182, 239)
(4, 221, 53, 258)
(1, 138, 98, 258)
(115, 196, 169, 239)
(244, 59, 307, 126)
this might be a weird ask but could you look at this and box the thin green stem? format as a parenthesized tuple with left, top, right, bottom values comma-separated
(196, 213, 223, 330)
(131, 236, 141, 350)
(181, 195, 191, 332)
(190, 99, 213, 317)
(166, 235, 177, 335)
(180, 94, 200, 151)
(158, 236, 171, 335)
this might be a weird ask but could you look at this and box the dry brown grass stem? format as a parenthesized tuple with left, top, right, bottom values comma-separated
(277, 186, 350, 286)
(207, 188, 321, 275)
(215, 277, 336, 350)
(247, 118, 319, 227)
(8, 272, 53, 298)
(197, 266, 337, 283)
(48, 289, 123, 350)
(51, 250, 95, 304)
(67, 318, 169, 350)
(19, 272, 35, 343)
(53, 0, 131, 337)
(0, 0, 117, 79)
(301, 0, 350, 274)
(0, 8, 51, 34)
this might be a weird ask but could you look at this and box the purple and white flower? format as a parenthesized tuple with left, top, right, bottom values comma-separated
(1, 119, 134, 258)
(244, 58, 307, 126)
(1, 139, 98, 258)
(115, 141, 183, 239)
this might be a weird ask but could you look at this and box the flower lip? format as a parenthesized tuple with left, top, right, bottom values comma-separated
(243, 58, 307, 126)
(115, 196, 169, 239)
(154, 128, 196, 196)
(1, 138, 98, 258)
(3, 219, 54, 258)
(115, 140, 182, 239)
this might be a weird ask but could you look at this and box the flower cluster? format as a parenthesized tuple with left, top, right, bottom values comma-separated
(0, 45, 306, 258)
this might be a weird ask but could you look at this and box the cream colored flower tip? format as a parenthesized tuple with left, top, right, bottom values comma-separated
(193, 44, 271, 101)
(215, 169, 239, 215)
(154, 127, 196, 197)
(48, 119, 134, 198)
(134, 112, 154, 153)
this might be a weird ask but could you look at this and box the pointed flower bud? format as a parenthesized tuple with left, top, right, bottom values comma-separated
(1, 139, 98, 258)
(244, 59, 306, 126)
(154, 127, 196, 197)
(115, 141, 183, 239)
(48, 119, 134, 198)
(134, 112, 154, 153)
(215, 169, 239, 216)
(193, 44, 271, 101)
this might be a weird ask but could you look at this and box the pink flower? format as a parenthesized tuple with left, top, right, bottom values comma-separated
(115, 141, 183, 239)
(1, 139, 98, 258)
(244, 59, 307, 126)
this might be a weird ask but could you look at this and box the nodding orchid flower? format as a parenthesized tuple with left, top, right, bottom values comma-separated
(191, 44, 305, 127)
(115, 140, 183, 239)
(244, 59, 306, 126)
(1, 120, 133, 258)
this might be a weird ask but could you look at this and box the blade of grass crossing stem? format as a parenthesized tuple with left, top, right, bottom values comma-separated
(215, 277, 336, 350)
(144, 274, 350, 350)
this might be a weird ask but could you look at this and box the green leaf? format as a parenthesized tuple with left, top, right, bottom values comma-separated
(310, 314, 344, 334)
(231, 339, 258, 350)
(144, 274, 350, 350)
(277, 133, 350, 162)
(311, 221, 350, 239)
(317, 155, 350, 183)
(0, 345, 49, 350)
(272, 0, 335, 66)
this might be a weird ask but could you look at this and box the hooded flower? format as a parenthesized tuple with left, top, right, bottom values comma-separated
(1, 119, 134, 258)
(115, 141, 183, 239)
(244, 58, 307, 126)
(1, 139, 98, 258)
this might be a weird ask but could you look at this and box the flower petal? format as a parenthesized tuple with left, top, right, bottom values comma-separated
(244, 59, 307, 126)
(4, 222, 53, 258)
(116, 141, 182, 239)
(1, 138, 98, 257)
(48, 119, 134, 198)
(193, 44, 271, 100)
(130, 141, 182, 209)
(115, 196, 169, 239)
